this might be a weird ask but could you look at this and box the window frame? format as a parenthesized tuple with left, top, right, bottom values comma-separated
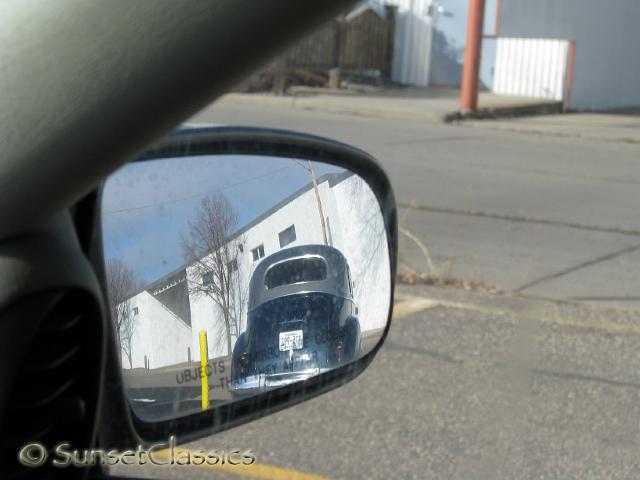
(202, 271, 213, 286)
(251, 244, 265, 262)
(278, 224, 297, 248)
(227, 257, 238, 273)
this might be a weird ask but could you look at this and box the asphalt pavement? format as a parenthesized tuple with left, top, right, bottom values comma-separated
(191, 98, 640, 308)
(111, 99, 640, 479)
(112, 285, 640, 479)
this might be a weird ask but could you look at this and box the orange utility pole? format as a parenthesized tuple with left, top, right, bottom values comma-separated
(460, 0, 486, 112)
(563, 41, 576, 112)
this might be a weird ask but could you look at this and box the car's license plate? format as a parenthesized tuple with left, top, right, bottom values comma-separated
(279, 330, 303, 351)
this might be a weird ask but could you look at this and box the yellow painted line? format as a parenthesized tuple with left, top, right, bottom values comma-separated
(393, 297, 440, 319)
(548, 315, 640, 335)
(199, 330, 209, 410)
(394, 292, 417, 302)
(153, 448, 331, 480)
(437, 299, 640, 335)
(396, 293, 640, 336)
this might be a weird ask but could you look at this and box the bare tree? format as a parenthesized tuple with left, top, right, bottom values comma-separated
(346, 175, 387, 283)
(182, 193, 246, 356)
(106, 258, 139, 368)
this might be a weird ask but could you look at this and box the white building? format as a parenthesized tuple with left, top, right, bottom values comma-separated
(493, 0, 640, 110)
(361, 0, 640, 110)
(122, 171, 390, 369)
(122, 284, 192, 370)
(366, 0, 435, 87)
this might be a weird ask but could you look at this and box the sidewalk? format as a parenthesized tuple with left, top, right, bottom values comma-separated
(219, 86, 640, 144)
(221, 86, 555, 124)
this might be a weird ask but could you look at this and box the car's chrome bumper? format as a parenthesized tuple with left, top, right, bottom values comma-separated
(230, 368, 332, 395)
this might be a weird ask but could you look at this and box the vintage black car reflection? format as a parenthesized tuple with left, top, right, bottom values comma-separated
(231, 244, 361, 395)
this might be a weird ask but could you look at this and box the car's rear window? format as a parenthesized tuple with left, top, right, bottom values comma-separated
(264, 257, 327, 289)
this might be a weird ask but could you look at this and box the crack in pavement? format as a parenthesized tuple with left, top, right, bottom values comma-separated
(528, 367, 640, 392)
(490, 362, 640, 392)
(514, 243, 640, 293)
(397, 203, 640, 237)
(384, 135, 476, 147)
(413, 156, 640, 187)
(570, 296, 640, 302)
(384, 339, 464, 364)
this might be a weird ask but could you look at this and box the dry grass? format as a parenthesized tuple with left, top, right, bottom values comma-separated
(397, 272, 502, 294)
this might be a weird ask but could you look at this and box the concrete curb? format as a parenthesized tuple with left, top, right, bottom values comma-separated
(443, 101, 563, 123)
(221, 93, 567, 126)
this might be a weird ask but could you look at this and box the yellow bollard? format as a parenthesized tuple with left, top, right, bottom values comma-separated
(199, 330, 209, 410)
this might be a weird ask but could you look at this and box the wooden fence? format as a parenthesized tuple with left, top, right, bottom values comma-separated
(286, 7, 394, 73)
(236, 6, 396, 92)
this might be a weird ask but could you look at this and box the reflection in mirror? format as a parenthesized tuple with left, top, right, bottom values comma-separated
(101, 154, 391, 421)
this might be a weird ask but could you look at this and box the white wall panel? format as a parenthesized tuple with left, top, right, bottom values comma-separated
(366, 0, 434, 86)
(123, 291, 192, 369)
(500, 0, 640, 110)
(493, 37, 569, 101)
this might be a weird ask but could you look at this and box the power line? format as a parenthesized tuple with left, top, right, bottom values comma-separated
(103, 164, 295, 215)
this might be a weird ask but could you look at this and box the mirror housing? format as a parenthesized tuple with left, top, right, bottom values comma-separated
(97, 125, 397, 447)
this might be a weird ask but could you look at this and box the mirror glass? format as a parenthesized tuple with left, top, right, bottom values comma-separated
(101, 154, 391, 421)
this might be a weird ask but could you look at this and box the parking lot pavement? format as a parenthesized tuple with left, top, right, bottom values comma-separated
(192, 100, 640, 311)
(112, 284, 640, 479)
(397, 206, 640, 309)
(107, 98, 640, 479)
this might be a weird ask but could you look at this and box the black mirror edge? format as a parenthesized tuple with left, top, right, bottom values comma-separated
(96, 125, 398, 448)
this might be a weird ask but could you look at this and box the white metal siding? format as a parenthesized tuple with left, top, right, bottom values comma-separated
(499, 0, 640, 110)
(493, 37, 569, 101)
(366, 0, 434, 87)
(123, 291, 192, 369)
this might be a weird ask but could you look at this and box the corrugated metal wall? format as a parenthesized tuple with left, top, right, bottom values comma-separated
(493, 37, 570, 101)
(366, 0, 434, 87)
(499, 0, 640, 110)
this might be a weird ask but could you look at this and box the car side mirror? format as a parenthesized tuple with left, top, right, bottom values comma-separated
(97, 126, 397, 446)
